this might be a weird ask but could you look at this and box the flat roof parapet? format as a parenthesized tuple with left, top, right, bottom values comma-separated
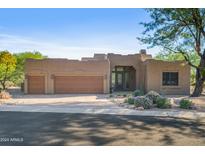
(26, 58, 109, 65)
(94, 53, 107, 59)
(144, 59, 187, 64)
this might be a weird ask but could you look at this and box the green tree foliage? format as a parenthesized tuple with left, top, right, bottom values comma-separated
(155, 52, 184, 61)
(0, 51, 16, 90)
(11, 51, 47, 86)
(155, 51, 200, 85)
(138, 8, 205, 96)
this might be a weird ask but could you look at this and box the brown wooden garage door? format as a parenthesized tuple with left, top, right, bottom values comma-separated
(28, 76, 45, 94)
(54, 76, 103, 94)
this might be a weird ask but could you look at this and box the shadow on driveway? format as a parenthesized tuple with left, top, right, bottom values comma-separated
(0, 111, 205, 146)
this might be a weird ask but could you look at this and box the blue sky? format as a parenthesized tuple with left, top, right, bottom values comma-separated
(0, 8, 159, 59)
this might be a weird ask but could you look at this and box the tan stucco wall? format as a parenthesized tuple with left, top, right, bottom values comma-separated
(25, 58, 110, 94)
(24, 52, 190, 95)
(144, 59, 190, 95)
(107, 53, 152, 91)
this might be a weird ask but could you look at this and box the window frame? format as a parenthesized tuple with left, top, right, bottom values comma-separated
(162, 72, 179, 86)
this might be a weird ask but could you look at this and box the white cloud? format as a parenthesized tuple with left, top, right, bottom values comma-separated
(0, 33, 138, 59)
(0, 33, 160, 59)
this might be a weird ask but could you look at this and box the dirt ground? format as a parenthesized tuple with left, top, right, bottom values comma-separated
(166, 95, 205, 111)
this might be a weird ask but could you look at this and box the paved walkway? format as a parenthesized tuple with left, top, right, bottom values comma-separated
(1, 103, 205, 120)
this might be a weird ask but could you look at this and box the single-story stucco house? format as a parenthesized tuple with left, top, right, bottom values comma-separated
(24, 50, 190, 95)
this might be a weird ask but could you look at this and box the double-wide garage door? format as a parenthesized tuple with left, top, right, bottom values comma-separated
(27, 75, 104, 94)
(54, 76, 104, 94)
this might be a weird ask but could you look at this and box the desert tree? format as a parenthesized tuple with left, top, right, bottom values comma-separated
(0, 51, 16, 90)
(11, 51, 47, 86)
(138, 8, 205, 97)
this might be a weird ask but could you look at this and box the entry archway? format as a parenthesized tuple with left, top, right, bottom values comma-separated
(111, 66, 136, 91)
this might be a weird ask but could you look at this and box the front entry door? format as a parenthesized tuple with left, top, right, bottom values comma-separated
(116, 72, 123, 90)
(112, 66, 136, 91)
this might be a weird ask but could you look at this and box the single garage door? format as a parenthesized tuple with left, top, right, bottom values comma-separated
(28, 76, 45, 94)
(54, 76, 103, 94)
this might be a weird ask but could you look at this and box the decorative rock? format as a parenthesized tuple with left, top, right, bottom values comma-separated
(117, 96, 124, 98)
(128, 105, 135, 109)
(124, 104, 130, 108)
(118, 103, 125, 107)
(136, 106, 144, 110)
(191, 105, 197, 110)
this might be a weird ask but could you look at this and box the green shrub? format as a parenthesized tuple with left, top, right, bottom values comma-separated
(156, 97, 171, 109)
(123, 94, 127, 97)
(109, 94, 114, 98)
(134, 96, 153, 109)
(123, 98, 128, 103)
(145, 91, 161, 104)
(133, 89, 144, 97)
(127, 97, 135, 104)
(179, 99, 193, 109)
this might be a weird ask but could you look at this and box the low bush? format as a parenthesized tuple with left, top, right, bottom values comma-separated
(127, 94, 133, 98)
(123, 98, 128, 103)
(127, 97, 135, 104)
(123, 94, 127, 97)
(0, 91, 11, 99)
(134, 96, 153, 109)
(145, 91, 161, 104)
(179, 99, 193, 109)
(156, 97, 171, 109)
(133, 89, 144, 97)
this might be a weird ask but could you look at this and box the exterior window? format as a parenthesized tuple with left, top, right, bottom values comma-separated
(162, 72, 179, 86)
(125, 72, 130, 89)
(112, 72, 115, 87)
(117, 73, 123, 85)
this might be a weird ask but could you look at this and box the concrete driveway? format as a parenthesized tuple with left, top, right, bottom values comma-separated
(4, 91, 111, 105)
(0, 93, 122, 112)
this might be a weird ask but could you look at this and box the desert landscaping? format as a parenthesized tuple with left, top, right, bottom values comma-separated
(1, 87, 205, 117)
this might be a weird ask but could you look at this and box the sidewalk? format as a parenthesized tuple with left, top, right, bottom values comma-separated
(1, 103, 205, 120)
